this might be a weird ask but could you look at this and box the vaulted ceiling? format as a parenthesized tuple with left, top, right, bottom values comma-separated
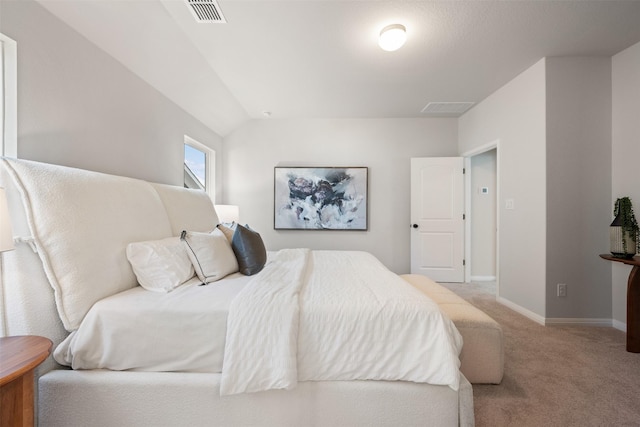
(36, 0, 640, 136)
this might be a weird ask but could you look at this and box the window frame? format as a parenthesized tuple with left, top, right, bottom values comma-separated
(0, 33, 17, 158)
(184, 135, 215, 201)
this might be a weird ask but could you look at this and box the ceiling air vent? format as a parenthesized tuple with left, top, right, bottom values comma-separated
(421, 102, 475, 116)
(185, 0, 227, 23)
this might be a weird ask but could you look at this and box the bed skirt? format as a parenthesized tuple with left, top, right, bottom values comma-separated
(39, 370, 474, 427)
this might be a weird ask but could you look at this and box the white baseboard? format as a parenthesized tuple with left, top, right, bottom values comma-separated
(470, 275, 496, 282)
(497, 297, 626, 329)
(497, 297, 546, 325)
(545, 318, 612, 327)
(612, 319, 627, 332)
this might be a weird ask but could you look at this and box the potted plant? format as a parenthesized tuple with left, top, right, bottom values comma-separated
(610, 197, 639, 259)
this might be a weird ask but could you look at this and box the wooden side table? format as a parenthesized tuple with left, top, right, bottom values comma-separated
(0, 336, 52, 427)
(600, 254, 640, 353)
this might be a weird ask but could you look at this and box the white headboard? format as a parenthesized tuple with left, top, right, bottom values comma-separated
(0, 158, 218, 373)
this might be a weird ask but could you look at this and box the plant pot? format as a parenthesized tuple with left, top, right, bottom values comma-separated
(610, 212, 637, 259)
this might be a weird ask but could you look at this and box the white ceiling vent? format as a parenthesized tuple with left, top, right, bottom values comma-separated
(421, 102, 475, 116)
(185, 0, 227, 23)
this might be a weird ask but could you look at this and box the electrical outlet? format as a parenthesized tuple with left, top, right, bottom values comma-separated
(557, 283, 567, 297)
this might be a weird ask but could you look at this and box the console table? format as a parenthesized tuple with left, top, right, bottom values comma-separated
(600, 254, 640, 353)
(0, 336, 52, 426)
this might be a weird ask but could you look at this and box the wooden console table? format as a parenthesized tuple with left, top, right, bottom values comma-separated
(0, 336, 52, 426)
(600, 254, 640, 353)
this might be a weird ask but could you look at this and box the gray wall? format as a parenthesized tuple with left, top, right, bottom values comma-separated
(460, 57, 614, 322)
(222, 118, 458, 274)
(545, 57, 612, 320)
(459, 59, 548, 319)
(0, 0, 223, 192)
(612, 40, 640, 329)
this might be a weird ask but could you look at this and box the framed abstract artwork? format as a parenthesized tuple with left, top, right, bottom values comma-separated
(274, 167, 368, 230)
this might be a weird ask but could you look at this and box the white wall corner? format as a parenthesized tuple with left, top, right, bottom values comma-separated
(497, 296, 546, 325)
(612, 319, 627, 333)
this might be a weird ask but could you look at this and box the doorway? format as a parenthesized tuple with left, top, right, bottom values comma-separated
(463, 143, 498, 294)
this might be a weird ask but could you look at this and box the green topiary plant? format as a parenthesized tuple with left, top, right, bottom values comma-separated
(612, 197, 639, 257)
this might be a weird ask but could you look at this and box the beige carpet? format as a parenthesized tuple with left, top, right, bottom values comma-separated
(441, 282, 640, 427)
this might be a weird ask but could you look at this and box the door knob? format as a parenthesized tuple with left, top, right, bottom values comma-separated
(412, 224, 419, 229)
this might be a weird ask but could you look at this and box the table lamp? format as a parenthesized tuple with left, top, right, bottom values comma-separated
(214, 204, 240, 225)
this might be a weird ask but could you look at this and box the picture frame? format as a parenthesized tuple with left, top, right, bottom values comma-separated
(274, 166, 368, 230)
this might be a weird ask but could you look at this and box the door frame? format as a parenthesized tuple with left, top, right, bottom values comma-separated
(461, 140, 500, 292)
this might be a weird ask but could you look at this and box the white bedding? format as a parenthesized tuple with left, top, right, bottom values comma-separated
(220, 248, 310, 394)
(221, 249, 463, 395)
(55, 249, 463, 395)
(54, 273, 251, 372)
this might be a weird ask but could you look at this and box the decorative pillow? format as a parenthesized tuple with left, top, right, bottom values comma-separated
(217, 222, 236, 243)
(126, 237, 195, 292)
(231, 224, 267, 276)
(180, 228, 239, 283)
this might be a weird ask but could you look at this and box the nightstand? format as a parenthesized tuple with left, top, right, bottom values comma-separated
(0, 336, 52, 427)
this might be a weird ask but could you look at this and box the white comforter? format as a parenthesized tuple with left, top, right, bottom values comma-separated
(220, 249, 463, 395)
(55, 249, 463, 396)
(54, 273, 251, 372)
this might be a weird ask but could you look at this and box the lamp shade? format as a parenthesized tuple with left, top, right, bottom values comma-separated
(0, 188, 14, 252)
(215, 204, 240, 224)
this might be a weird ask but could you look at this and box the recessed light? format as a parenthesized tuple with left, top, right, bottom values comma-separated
(378, 24, 406, 52)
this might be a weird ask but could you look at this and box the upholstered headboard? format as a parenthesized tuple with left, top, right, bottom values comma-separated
(0, 158, 218, 373)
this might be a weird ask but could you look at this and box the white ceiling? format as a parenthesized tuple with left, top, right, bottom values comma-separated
(36, 0, 640, 136)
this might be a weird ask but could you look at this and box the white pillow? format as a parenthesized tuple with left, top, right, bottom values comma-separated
(126, 237, 195, 292)
(181, 228, 239, 283)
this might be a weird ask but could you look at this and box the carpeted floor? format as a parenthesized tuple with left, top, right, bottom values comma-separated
(441, 282, 640, 427)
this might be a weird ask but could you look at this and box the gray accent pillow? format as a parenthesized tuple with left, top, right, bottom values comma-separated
(230, 224, 267, 276)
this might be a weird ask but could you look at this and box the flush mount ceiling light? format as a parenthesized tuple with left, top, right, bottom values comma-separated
(378, 24, 406, 51)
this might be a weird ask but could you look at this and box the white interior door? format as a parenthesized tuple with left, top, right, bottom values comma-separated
(410, 157, 465, 282)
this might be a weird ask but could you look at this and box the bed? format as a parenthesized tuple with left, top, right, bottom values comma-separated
(0, 157, 474, 426)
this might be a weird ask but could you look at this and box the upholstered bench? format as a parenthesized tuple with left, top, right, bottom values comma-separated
(401, 274, 504, 384)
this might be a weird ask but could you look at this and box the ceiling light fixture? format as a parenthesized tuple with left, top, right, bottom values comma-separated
(378, 24, 406, 52)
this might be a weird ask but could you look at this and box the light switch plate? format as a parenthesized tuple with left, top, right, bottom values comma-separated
(505, 199, 515, 210)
